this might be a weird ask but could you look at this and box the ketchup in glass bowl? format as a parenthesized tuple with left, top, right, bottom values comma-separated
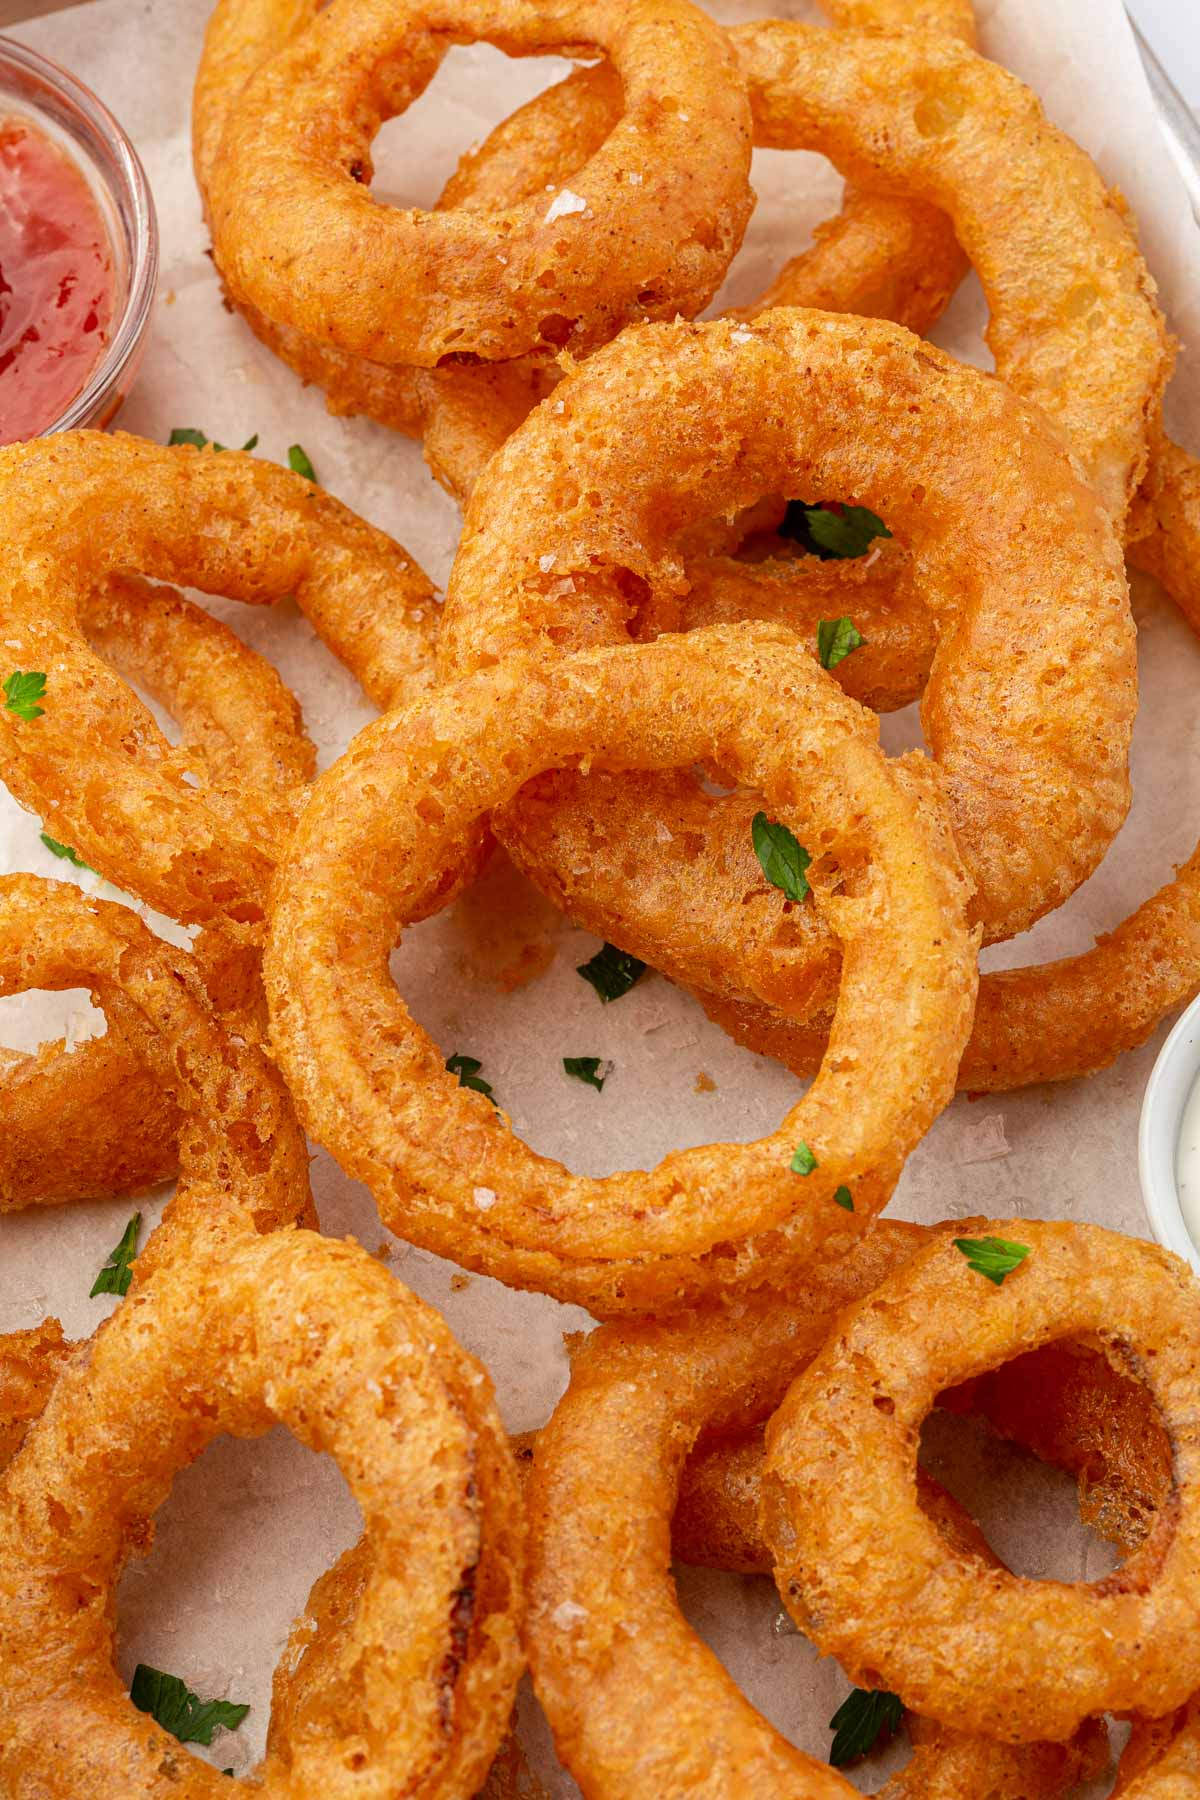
(0, 37, 156, 444)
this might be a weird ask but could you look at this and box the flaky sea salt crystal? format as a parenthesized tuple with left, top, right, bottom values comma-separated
(626, 171, 644, 185)
(473, 1186, 497, 1211)
(538, 553, 557, 572)
(544, 188, 588, 223)
(553, 1600, 587, 1628)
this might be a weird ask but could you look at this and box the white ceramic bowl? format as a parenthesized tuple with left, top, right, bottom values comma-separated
(1138, 991, 1200, 1273)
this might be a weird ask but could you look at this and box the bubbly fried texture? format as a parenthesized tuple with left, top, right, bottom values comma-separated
(194, 0, 967, 495)
(205, 0, 752, 368)
(266, 624, 976, 1313)
(0, 432, 438, 933)
(698, 827, 1200, 1093)
(734, 22, 1170, 526)
(0, 875, 311, 1259)
(0, 1033, 179, 1211)
(0, 1228, 525, 1798)
(1114, 1699, 1200, 1799)
(441, 311, 1134, 992)
(762, 1220, 1200, 1741)
(526, 1220, 1103, 1799)
(0, 1321, 72, 1468)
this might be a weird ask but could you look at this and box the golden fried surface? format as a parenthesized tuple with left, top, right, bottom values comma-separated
(266, 625, 976, 1313)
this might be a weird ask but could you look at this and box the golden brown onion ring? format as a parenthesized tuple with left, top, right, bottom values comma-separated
(526, 1219, 1103, 1798)
(0, 431, 439, 936)
(266, 623, 976, 1313)
(762, 1219, 1200, 1741)
(205, 0, 752, 368)
(0, 1227, 524, 1798)
(440, 312, 1134, 981)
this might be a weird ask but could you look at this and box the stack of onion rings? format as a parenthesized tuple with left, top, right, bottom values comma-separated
(525, 1220, 1109, 1797)
(440, 311, 1134, 995)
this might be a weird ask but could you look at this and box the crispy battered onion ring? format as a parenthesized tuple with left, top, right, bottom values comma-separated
(733, 22, 1171, 526)
(205, 0, 752, 368)
(0, 567, 317, 1211)
(0, 1227, 524, 1798)
(0, 874, 311, 1251)
(761, 1219, 1200, 1741)
(265, 624, 976, 1313)
(525, 1220, 1103, 1799)
(440, 312, 1134, 980)
(0, 431, 438, 933)
(194, 0, 967, 493)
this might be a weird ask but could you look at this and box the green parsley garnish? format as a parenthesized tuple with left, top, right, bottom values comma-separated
(168, 428, 258, 453)
(780, 500, 892, 560)
(834, 1186, 854, 1211)
(129, 1664, 249, 1748)
(817, 616, 866, 670)
(953, 1235, 1031, 1287)
(752, 813, 811, 904)
(563, 1055, 608, 1091)
(576, 942, 646, 1003)
(287, 443, 317, 482)
(446, 1051, 495, 1103)
(790, 1142, 818, 1176)
(40, 832, 92, 870)
(829, 1687, 904, 1766)
(4, 670, 46, 720)
(89, 1212, 141, 1298)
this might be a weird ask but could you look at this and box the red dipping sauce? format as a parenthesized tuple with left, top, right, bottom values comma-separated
(0, 113, 116, 445)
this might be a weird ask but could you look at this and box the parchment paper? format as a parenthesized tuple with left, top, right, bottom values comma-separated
(1, 0, 1198, 1787)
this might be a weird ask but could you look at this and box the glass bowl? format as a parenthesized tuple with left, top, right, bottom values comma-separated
(0, 33, 157, 436)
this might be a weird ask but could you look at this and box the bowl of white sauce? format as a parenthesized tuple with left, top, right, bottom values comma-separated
(1139, 992, 1200, 1274)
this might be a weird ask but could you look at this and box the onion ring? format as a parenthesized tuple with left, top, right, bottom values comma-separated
(0, 1226, 524, 1797)
(265, 623, 976, 1313)
(0, 873, 311, 1252)
(0, 431, 439, 934)
(193, 0, 967, 497)
(205, 0, 752, 368)
(761, 1218, 1200, 1740)
(525, 1219, 1103, 1798)
(440, 310, 1134, 985)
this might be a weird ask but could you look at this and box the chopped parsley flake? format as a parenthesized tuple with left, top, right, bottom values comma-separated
(287, 443, 317, 482)
(576, 942, 646, 1003)
(168, 428, 258, 453)
(780, 501, 892, 560)
(40, 833, 92, 870)
(130, 1664, 249, 1748)
(446, 1052, 496, 1104)
(790, 1142, 818, 1176)
(89, 1212, 141, 1298)
(817, 616, 866, 670)
(3, 670, 46, 720)
(953, 1235, 1031, 1286)
(752, 813, 811, 904)
(834, 1186, 854, 1211)
(829, 1687, 904, 1766)
(563, 1055, 608, 1091)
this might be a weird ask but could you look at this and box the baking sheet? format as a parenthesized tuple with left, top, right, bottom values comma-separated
(1, 0, 1198, 1787)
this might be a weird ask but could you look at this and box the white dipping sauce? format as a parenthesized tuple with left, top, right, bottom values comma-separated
(1176, 1068, 1200, 1247)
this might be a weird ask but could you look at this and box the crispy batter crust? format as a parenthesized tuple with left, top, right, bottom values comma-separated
(762, 1220, 1200, 1741)
(266, 624, 976, 1312)
(0, 1229, 524, 1797)
(441, 311, 1134, 981)
(205, 0, 752, 368)
(0, 432, 438, 932)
